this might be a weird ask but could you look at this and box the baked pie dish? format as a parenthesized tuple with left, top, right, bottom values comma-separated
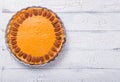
(6, 7, 65, 65)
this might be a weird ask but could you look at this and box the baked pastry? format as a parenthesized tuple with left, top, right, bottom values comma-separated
(6, 7, 65, 65)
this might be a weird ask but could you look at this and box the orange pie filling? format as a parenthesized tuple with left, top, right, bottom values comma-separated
(7, 7, 65, 65)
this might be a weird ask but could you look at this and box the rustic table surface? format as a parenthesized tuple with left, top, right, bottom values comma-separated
(1, 0, 120, 82)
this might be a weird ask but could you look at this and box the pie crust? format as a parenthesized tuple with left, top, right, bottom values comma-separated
(6, 7, 65, 65)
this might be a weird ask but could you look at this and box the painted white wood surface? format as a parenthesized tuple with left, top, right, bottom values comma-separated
(2, 13, 120, 30)
(2, 69, 120, 82)
(1, 0, 120, 82)
(3, 0, 120, 13)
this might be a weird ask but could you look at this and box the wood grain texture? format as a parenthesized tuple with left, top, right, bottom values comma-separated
(3, 0, 120, 13)
(2, 50, 120, 69)
(0, 0, 2, 13)
(2, 68, 38, 82)
(2, 68, 120, 82)
(2, 13, 120, 30)
(1, 0, 120, 82)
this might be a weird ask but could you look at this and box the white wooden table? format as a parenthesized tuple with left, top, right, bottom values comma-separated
(1, 0, 120, 82)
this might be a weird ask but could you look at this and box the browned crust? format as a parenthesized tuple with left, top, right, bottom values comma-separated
(6, 6, 66, 65)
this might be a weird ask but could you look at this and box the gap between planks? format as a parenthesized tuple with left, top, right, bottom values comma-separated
(3, 9, 120, 14)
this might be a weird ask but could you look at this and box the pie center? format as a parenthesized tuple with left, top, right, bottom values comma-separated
(17, 16, 56, 57)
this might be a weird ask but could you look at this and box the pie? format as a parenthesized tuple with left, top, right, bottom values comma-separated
(6, 7, 65, 65)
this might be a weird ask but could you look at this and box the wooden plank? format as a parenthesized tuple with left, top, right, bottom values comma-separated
(2, 68, 38, 82)
(59, 13, 120, 30)
(0, 0, 2, 13)
(3, 0, 120, 13)
(0, 26, 3, 69)
(2, 68, 120, 82)
(0, 68, 2, 82)
(0, 29, 3, 48)
(2, 49, 120, 69)
(66, 31, 120, 50)
(1, 13, 120, 31)
(2, 29, 120, 50)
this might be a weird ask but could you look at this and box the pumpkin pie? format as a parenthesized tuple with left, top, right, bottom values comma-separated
(6, 7, 65, 65)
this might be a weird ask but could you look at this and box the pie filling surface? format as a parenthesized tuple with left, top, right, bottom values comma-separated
(6, 7, 65, 65)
